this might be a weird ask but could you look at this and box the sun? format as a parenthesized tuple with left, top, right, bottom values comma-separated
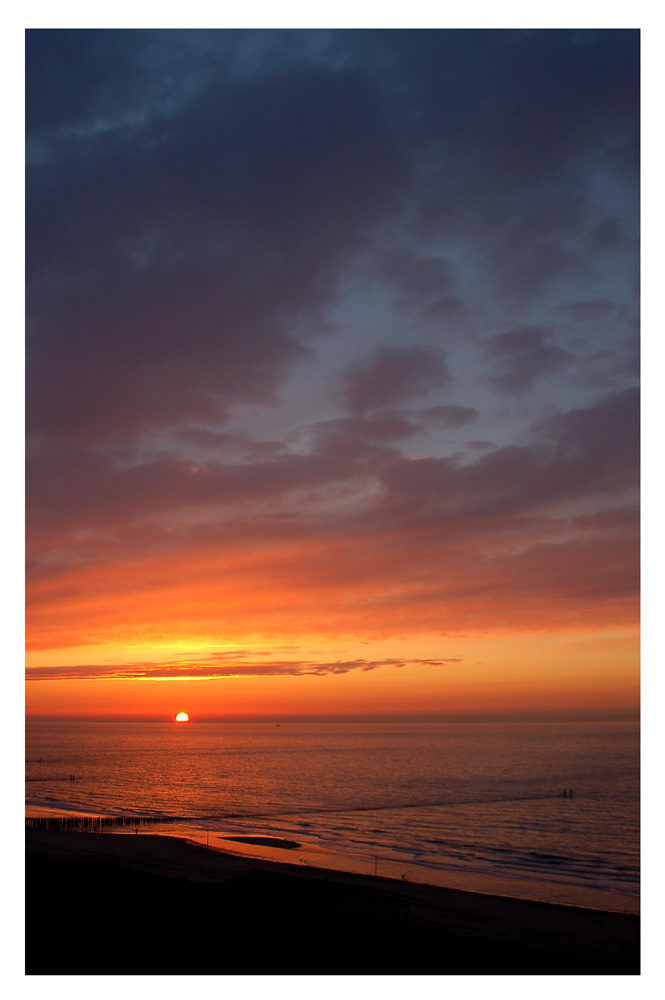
(175, 712, 189, 722)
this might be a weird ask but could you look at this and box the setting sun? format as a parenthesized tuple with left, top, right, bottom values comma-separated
(175, 712, 189, 722)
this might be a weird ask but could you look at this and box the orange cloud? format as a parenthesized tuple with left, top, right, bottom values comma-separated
(26, 523, 638, 654)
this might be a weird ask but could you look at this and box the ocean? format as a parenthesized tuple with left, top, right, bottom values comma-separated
(25, 719, 640, 914)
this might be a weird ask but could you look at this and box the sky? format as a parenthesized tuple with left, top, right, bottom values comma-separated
(24, 28, 640, 721)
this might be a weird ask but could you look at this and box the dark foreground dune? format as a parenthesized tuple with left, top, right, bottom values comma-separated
(25, 829, 639, 975)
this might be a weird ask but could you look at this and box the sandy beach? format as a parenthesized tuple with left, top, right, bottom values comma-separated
(25, 828, 639, 975)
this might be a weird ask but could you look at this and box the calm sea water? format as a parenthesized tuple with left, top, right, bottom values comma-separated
(25, 720, 639, 913)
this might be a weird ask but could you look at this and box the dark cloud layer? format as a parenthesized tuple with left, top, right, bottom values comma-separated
(27, 56, 409, 446)
(27, 29, 639, 448)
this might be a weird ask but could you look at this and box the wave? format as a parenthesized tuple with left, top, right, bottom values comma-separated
(172, 790, 567, 822)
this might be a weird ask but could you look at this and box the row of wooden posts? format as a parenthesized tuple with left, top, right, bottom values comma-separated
(25, 815, 181, 830)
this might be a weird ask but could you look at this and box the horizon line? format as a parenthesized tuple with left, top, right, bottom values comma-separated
(25, 710, 640, 724)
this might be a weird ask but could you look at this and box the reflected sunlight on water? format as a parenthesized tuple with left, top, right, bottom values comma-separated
(25, 720, 639, 912)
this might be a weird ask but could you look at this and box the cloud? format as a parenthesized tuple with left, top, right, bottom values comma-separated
(26, 445, 378, 538)
(417, 405, 478, 429)
(535, 385, 638, 449)
(340, 346, 451, 414)
(485, 326, 576, 394)
(421, 296, 467, 323)
(588, 218, 632, 254)
(488, 237, 587, 301)
(553, 298, 625, 323)
(25, 384, 639, 652)
(368, 248, 457, 317)
(378, 387, 639, 523)
(27, 49, 410, 449)
(307, 414, 420, 465)
(26, 656, 463, 681)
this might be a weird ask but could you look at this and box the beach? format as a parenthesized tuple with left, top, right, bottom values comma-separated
(25, 828, 639, 975)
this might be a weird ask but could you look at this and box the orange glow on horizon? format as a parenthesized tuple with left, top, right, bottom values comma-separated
(25, 628, 639, 721)
(25, 477, 639, 723)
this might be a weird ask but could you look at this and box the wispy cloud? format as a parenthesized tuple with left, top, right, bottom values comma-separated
(26, 656, 463, 682)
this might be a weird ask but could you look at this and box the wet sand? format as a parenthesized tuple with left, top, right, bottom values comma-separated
(25, 829, 639, 975)
(217, 834, 301, 849)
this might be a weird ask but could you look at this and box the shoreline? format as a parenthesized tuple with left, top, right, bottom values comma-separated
(26, 828, 639, 975)
(24, 809, 639, 915)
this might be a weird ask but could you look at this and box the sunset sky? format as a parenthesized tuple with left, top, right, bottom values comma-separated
(25, 29, 640, 721)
